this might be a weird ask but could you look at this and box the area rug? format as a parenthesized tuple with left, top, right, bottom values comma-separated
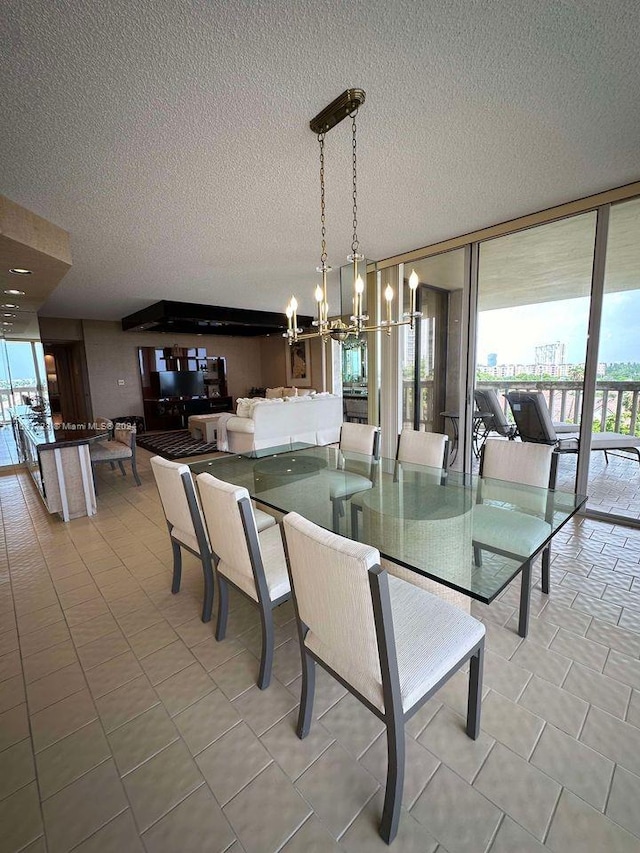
(136, 429, 218, 460)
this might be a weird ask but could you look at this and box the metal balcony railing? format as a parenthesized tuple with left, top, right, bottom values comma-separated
(401, 379, 640, 436)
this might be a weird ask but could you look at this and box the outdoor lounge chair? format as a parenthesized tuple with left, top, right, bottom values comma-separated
(506, 391, 640, 466)
(474, 388, 518, 441)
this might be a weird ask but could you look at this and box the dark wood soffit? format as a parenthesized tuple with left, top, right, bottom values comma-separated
(121, 300, 314, 337)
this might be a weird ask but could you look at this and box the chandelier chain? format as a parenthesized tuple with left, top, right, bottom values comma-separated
(351, 111, 359, 256)
(319, 133, 327, 266)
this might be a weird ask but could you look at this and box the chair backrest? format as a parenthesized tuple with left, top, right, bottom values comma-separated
(150, 456, 207, 549)
(505, 391, 558, 444)
(474, 389, 513, 437)
(283, 511, 383, 704)
(94, 415, 113, 438)
(113, 423, 136, 453)
(339, 422, 380, 456)
(397, 429, 447, 468)
(480, 438, 554, 514)
(196, 472, 262, 598)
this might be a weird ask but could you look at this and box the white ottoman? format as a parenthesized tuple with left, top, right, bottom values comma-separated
(188, 414, 222, 444)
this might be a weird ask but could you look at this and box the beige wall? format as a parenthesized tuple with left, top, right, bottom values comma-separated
(38, 317, 328, 420)
(260, 335, 325, 391)
(39, 317, 84, 341)
(40, 319, 267, 419)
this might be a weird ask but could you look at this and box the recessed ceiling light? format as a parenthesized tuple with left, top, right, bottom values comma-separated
(3, 289, 25, 296)
(2, 304, 19, 309)
(2, 313, 16, 317)
(2, 322, 13, 326)
(8, 268, 32, 275)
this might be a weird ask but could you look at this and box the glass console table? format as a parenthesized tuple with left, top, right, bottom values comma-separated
(190, 444, 586, 637)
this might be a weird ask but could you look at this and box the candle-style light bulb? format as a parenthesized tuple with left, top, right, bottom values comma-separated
(355, 274, 364, 317)
(290, 296, 298, 335)
(408, 269, 419, 317)
(314, 286, 323, 303)
(285, 303, 293, 331)
(384, 284, 393, 330)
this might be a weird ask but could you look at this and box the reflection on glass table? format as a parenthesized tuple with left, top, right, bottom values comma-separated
(189, 443, 586, 637)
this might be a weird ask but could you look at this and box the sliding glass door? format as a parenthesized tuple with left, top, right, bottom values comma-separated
(474, 213, 597, 482)
(585, 198, 640, 521)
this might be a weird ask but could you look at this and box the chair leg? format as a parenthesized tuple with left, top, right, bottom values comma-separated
(109, 461, 116, 470)
(541, 545, 551, 595)
(331, 498, 341, 533)
(131, 458, 141, 486)
(215, 575, 229, 641)
(200, 553, 214, 623)
(466, 641, 484, 739)
(171, 541, 182, 593)
(518, 560, 532, 638)
(379, 714, 405, 845)
(117, 461, 126, 476)
(473, 545, 483, 567)
(296, 648, 316, 739)
(257, 605, 275, 690)
(350, 503, 360, 539)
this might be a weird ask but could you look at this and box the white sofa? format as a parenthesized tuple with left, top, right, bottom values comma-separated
(219, 394, 342, 453)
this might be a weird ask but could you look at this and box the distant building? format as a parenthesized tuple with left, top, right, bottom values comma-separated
(534, 342, 566, 366)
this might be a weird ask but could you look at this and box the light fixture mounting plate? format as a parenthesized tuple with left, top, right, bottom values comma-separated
(310, 89, 365, 135)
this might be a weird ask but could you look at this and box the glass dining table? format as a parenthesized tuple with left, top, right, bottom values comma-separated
(189, 443, 587, 637)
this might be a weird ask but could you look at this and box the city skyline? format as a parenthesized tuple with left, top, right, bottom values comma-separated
(478, 290, 640, 366)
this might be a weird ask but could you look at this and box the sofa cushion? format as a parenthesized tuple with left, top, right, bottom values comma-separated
(225, 416, 255, 434)
(266, 387, 284, 398)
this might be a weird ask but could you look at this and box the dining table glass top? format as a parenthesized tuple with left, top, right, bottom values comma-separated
(189, 443, 586, 604)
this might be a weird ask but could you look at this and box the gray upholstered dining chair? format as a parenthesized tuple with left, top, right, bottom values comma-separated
(150, 456, 216, 623)
(283, 511, 485, 844)
(473, 438, 554, 635)
(197, 472, 291, 689)
(350, 428, 449, 538)
(151, 456, 277, 623)
(327, 421, 380, 533)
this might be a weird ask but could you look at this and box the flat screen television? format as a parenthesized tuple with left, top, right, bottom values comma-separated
(157, 370, 205, 397)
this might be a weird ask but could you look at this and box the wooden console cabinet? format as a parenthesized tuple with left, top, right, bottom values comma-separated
(138, 346, 232, 431)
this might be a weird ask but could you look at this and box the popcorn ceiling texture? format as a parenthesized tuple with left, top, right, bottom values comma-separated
(1, 0, 639, 321)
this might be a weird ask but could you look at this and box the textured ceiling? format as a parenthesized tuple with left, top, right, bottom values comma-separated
(1, 0, 639, 323)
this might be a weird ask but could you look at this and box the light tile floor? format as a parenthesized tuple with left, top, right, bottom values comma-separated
(2, 448, 640, 852)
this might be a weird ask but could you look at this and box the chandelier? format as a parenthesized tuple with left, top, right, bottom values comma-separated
(285, 89, 421, 345)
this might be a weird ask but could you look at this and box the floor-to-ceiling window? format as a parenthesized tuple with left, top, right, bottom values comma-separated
(400, 249, 466, 444)
(586, 198, 640, 521)
(475, 213, 597, 485)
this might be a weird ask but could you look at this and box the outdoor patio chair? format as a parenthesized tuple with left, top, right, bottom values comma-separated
(474, 388, 517, 440)
(197, 472, 291, 689)
(473, 439, 555, 636)
(282, 511, 485, 844)
(506, 390, 640, 466)
(327, 422, 380, 533)
(350, 428, 449, 538)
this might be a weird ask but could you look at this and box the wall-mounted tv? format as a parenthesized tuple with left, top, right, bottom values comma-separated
(157, 371, 205, 398)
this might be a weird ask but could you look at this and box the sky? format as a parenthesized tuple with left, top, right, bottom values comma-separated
(477, 290, 640, 365)
(1, 341, 42, 383)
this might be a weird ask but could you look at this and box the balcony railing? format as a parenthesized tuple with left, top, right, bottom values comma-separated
(477, 380, 640, 435)
(402, 378, 640, 436)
